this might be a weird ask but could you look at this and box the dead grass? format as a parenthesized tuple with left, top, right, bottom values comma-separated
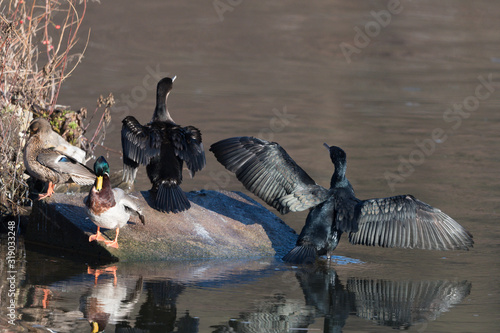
(0, 0, 111, 218)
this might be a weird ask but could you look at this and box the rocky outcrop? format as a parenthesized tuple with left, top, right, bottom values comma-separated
(26, 190, 297, 262)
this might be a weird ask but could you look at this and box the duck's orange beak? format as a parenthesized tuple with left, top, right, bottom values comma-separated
(96, 176, 103, 191)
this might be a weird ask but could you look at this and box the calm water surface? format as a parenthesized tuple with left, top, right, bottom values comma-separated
(2, 0, 500, 332)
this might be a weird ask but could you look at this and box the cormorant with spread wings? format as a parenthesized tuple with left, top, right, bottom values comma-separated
(121, 77, 205, 213)
(210, 137, 473, 263)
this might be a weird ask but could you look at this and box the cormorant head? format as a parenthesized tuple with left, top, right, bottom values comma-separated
(157, 76, 176, 97)
(93, 156, 110, 191)
(323, 143, 347, 164)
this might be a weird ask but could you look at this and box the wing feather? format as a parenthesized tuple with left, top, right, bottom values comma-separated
(36, 149, 95, 185)
(170, 125, 206, 177)
(210, 136, 329, 214)
(349, 195, 473, 250)
(121, 116, 162, 166)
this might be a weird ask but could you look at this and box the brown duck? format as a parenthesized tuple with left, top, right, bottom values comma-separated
(23, 118, 95, 199)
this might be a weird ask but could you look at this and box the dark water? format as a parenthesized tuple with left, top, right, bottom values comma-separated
(2, 0, 500, 331)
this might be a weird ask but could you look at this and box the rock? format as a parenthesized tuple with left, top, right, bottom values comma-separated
(26, 190, 297, 262)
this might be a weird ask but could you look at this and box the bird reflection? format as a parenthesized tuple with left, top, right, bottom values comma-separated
(295, 265, 472, 332)
(215, 266, 471, 332)
(135, 280, 196, 333)
(80, 266, 144, 332)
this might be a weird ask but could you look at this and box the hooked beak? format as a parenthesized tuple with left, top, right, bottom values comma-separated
(323, 143, 330, 150)
(96, 176, 103, 191)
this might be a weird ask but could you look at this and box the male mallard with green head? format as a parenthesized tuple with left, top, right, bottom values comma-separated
(84, 156, 145, 249)
(23, 118, 95, 199)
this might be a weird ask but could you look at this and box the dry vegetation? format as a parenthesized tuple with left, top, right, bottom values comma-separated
(0, 0, 112, 218)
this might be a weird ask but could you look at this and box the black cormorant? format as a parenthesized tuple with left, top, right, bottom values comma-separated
(210, 137, 473, 263)
(121, 77, 206, 213)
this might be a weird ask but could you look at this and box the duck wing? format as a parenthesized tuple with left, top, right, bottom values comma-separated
(349, 195, 474, 250)
(210, 136, 329, 214)
(170, 125, 206, 177)
(113, 189, 146, 225)
(121, 116, 163, 182)
(36, 148, 95, 185)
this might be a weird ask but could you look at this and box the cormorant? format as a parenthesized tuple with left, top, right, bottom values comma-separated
(121, 77, 206, 213)
(210, 137, 473, 264)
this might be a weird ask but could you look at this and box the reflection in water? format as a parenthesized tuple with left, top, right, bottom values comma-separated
(1, 242, 473, 332)
(135, 280, 188, 332)
(212, 294, 316, 332)
(80, 266, 143, 332)
(217, 265, 471, 333)
(299, 266, 471, 332)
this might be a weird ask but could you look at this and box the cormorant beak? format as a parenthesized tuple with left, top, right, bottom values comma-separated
(96, 176, 103, 191)
(323, 143, 331, 150)
(172, 75, 177, 82)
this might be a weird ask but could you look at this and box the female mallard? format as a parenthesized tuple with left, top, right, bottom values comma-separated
(121, 76, 206, 213)
(23, 118, 95, 199)
(85, 156, 145, 249)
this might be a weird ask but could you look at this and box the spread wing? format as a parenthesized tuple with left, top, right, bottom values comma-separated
(349, 195, 474, 250)
(121, 116, 163, 182)
(210, 136, 329, 214)
(170, 125, 206, 177)
(37, 148, 95, 185)
(121, 116, 162, 165)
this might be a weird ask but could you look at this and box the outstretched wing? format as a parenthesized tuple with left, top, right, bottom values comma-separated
(121, 116, 162, 182)
(170, 125, 206, 177)
(349, 195, 473, 250)
(121, 116, 162, 165)
(210, 136, 329, 214)
(37, 148, 95, 185)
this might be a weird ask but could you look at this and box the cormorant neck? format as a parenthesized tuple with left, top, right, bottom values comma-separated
(330, 159, 349, 188)
(153, 91, 174, 123)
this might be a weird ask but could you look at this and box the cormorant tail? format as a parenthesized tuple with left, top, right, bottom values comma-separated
(282, 245, 317, 264)
(156, 182, 191, 213)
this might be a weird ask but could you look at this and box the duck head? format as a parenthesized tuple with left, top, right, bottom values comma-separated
(93, 156, 110, 191)
(28, 118, 52, 137)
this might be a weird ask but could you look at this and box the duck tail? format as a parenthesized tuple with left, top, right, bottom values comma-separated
(282, 245, 317, 264)
(156, 182, 191, 213)
(136, 210, 146, 225)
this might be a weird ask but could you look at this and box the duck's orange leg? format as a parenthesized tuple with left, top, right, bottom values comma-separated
(42, 288, 50, 309)
(38, 182, 55, 200)
(104, 228, 120, 249)
(89, 226, 106, 242)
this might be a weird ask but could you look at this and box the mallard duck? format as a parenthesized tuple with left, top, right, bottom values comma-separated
(23, 118, 95, 199)
(84, 156, 145, 249)
(210, 137, 474, 264)
(121, 76, 206, 213)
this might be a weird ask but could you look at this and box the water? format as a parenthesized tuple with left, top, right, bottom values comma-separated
(2, 0, 500, 331)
